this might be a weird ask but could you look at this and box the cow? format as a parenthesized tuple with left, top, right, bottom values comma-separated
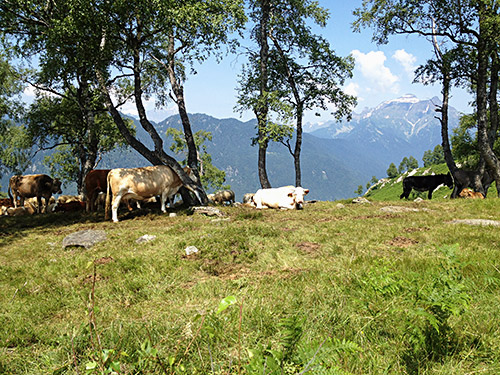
(451, 169, 493, 198)
(211, 190, 235, 205)
(8, 174, 62, 213)
(458, 188, 485, 199)
(400, 173, 453, 200)
(243, 193, 254, 205)
(54, 201, 86, 212)
(84, 169, 111, 212)
(252, 186, 309, 210)
(105, 165, 199, 222)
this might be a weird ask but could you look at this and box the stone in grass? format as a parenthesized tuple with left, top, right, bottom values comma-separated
(136, 234, 157, 244)
(62, 230, 107, 249)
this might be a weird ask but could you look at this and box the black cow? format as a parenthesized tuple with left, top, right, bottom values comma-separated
(400, 173, 453, 200)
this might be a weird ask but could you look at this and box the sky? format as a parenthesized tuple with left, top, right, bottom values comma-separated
(24, 1, 475, 126)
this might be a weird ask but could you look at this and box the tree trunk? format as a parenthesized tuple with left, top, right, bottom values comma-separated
(294, 105, 303, 187)
(256, 0, 271, 189)
(476, 6, 500, 197)
(166, 34, 202, 187)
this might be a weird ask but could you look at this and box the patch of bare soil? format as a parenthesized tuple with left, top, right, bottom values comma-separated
(82, 273, 108, 284)
(94, 256, 114, 265)
(296, 242, 321, 255)
(387, 236, 419, 248)
(404, 227, 430, 233)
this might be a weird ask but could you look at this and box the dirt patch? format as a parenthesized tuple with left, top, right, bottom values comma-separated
(296, 242, 321, 255)
(387, 236, 419, 248)
(82, 273, 108, 284)
(94, 256, 114, 265)
(404, 227, 430, 233)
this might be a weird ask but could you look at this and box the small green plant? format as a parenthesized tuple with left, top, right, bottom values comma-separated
(402, 244, 471, 374)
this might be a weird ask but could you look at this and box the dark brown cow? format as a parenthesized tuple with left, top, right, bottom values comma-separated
(55, 201, 86, 212)
(84, 169, 111, 212)
(8, 174, 62, 213)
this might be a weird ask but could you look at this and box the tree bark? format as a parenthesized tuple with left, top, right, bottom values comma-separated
(476, 5, 500, 197)
(166, 34, 202, 186)
(256, 0, 271, 189)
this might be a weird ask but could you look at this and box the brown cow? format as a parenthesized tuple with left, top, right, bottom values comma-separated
(84, 169, 111, 212)
(54, 201, 86, 212)
(105, 165, 199, 222)
(8, 174, 62, 213)
(459, 188, 485, 199)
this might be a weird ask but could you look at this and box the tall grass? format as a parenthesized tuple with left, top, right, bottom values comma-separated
(1, 198, 500, 374)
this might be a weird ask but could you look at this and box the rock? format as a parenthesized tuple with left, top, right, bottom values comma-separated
(352, 197, 371, 204)
(448, 219, 500, 227)
(136, 234, 157, 243)
(192, 206, 224, 217)
(336, 203, 345, 208)
(380, 206, 420, 213)
(185, 246, 199, 256)
(62, 230, 107, 249)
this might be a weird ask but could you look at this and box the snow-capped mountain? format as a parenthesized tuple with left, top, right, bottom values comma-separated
(309, 94, 462, 167)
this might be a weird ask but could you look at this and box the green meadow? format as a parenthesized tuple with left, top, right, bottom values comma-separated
(1, 194, 500, 374)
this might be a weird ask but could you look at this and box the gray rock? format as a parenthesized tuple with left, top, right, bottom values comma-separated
(136, 234, 157, 243)
(352, 197, 371, 204)
(62, 230, 107, 249)
(449, 219, 500, 227)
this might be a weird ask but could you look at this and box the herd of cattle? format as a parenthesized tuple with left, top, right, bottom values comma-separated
(2, 166, 311, 222)
(1, 167, 490, 221)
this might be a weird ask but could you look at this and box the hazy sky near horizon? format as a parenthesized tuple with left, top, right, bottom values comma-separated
(23, 1, 475, 125)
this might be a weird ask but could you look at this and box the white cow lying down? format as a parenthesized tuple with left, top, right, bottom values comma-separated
(252, 186, 309, 209)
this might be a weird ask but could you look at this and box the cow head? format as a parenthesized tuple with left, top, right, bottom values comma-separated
(51, 178, 63, 194)
(288, 187, 309, 209)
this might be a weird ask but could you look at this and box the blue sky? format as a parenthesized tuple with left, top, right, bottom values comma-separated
(24, 1, 474, 125)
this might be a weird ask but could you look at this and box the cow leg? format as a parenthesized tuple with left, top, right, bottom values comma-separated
(111, 194, 123, 222)
(428, 190, 433, 199)
(36, 196, 43, 213)
(160, 192, 168, 213)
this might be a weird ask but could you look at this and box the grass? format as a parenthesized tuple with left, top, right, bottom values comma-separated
(1, 198, 500, 374)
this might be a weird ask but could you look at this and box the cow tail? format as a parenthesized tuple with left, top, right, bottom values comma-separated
(105, 173, 112, 220)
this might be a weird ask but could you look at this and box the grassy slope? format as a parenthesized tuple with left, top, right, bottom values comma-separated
(366, 164, 473, 201)
(1, 195, 500, 374)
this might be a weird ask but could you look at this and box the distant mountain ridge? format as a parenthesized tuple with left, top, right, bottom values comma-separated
(0, 95, 462, 201)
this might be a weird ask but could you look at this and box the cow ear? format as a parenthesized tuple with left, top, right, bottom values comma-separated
(304, 189, 309, 195)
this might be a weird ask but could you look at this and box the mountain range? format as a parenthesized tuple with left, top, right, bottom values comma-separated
(1, 94, 462, 201)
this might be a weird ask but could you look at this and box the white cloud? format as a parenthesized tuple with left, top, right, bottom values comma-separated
(344, 82, 360, 97)
(392, 49, 417, 77)
(351, 50, 399, 93)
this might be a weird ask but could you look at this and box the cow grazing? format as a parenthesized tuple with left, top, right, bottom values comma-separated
(84, 169, 111, 212)
(252, 186, 309, 210)
(211, 190, 235, 205)
(8, 174, 62, 213)
(458, 188, 485, 199)
(400, 173, 453, 200)
(105, 165, 197, 222)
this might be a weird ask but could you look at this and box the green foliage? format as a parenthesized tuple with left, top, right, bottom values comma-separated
(422, 145, 446, 167)
(355, 185, 363, 196)
(166, 127, 228, 191)
(387, 162, 398, 178)
(0, 54, 31, 178)
(402, 245, 471, 373)
(398, 156, 418, 174)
